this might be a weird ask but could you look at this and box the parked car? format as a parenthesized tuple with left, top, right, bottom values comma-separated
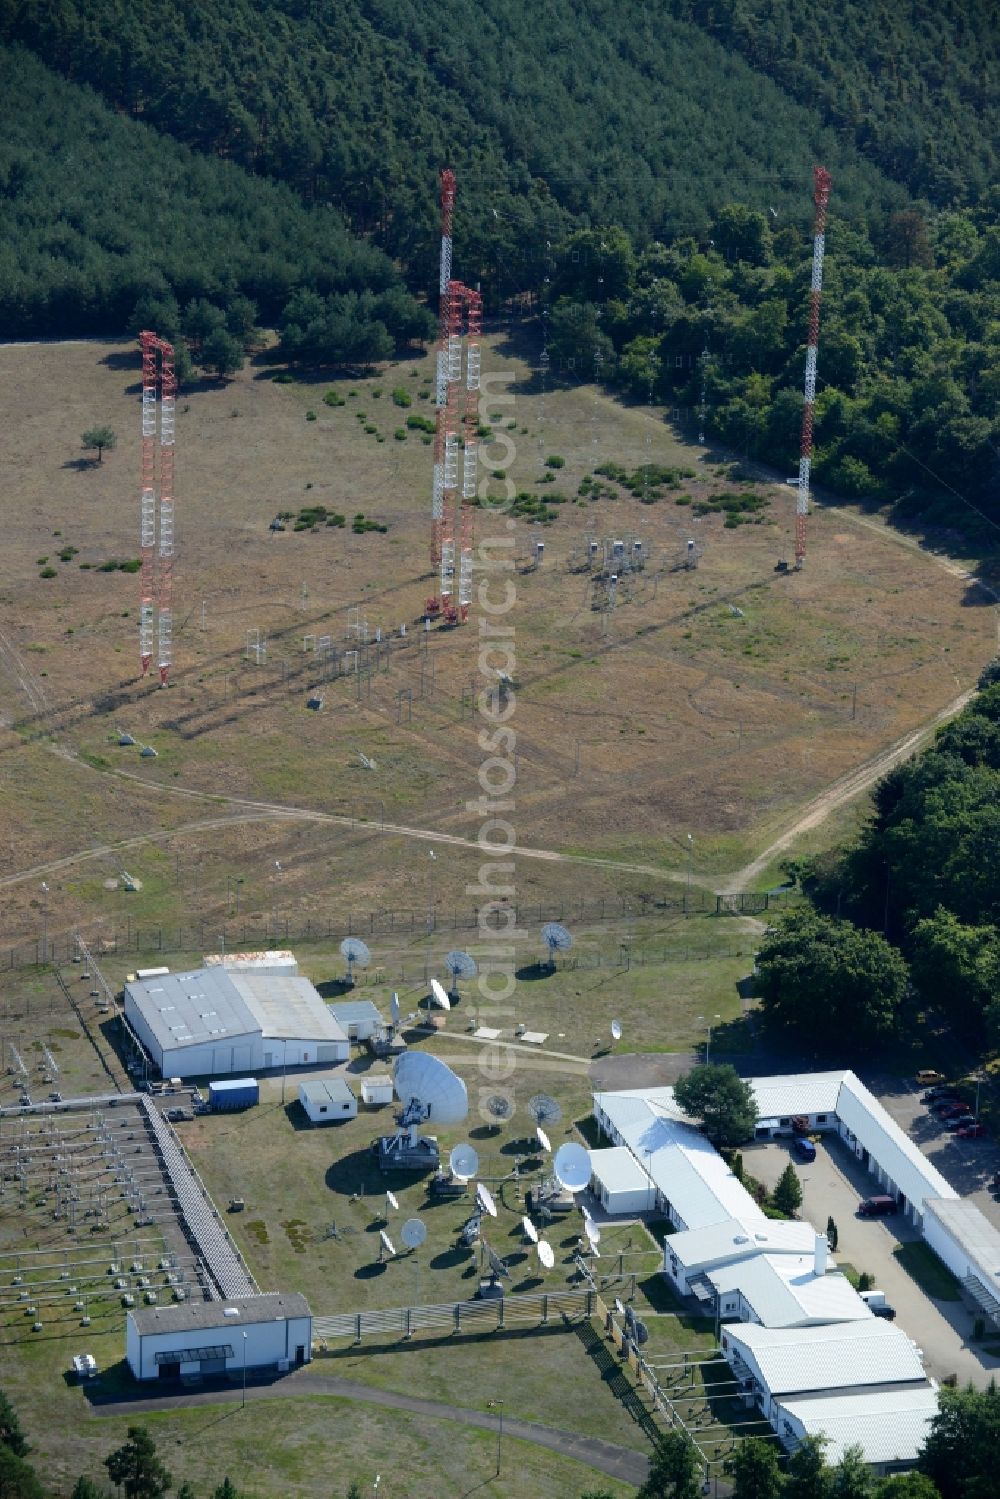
(793, 1137, 817, 1163)
(935, 1100, 968, 1118)
(871, 1302, 897, 1320)
(957, 1123, 987, 1139)
(947, 1115, 976, 1131)
(858, 1195, 898, 1217)
(923, 1086, 957, 1103)
(916, 1070, 946, 1087)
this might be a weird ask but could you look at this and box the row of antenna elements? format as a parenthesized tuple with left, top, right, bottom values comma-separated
(340, 923, 576, 985)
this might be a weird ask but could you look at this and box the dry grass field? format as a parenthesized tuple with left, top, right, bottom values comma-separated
(0, 334, 992, 949)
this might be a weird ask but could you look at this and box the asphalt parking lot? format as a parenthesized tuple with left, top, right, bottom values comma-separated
(742, 1133, 1000, 1389)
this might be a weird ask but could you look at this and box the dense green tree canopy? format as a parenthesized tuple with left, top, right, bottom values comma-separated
(755, 908, 909, 1053)
(674, 1064, 757, 1147)
(919, 1382, 1000, 1499)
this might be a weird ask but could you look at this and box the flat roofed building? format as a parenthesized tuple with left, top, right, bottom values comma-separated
(329, 999, 384, 1041)
(922, 1197, 1000, 1325)
(124, 968, 348, 1079)
(299, 1077, 357, 1123)
(589, 1146, 655, 1216)
(721, 1319, 928, 1422)
(709, 1252, 871, 1329)
(126, 1292, 312, 1381)
(664, 1218, 817, 1294)
(775, 1386, 939, 1469)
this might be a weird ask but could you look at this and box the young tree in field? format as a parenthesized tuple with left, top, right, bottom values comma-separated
(104, 1427, 171, 1499)
(0, 1391, 29, 1458)
(726, 1435, 784, 1499)
(176, 1485, 197, 1499)
(638, 1430, 702, 1499)
(199, 327, 245, 379)
(0, 1446, 45, 1499)
(831, 1445, 875, 1499)
(919, 1381, 1000, 1499)
(876, 1476, 941, 1499)
(674, 1064, 757, 1147)
(72, 1479, 113, 1499)
(786, 1434, 831, 1499)
(81, 426, 117, 463)
(212, 1480, 242, 1499)
(772, 1162, 803, 1217)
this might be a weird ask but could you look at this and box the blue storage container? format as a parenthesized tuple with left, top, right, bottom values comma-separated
(208, 1078, 259, 1111)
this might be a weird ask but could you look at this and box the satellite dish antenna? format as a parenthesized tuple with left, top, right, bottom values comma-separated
(614, 1298, 625, 1316)
(553, 1142, 590, 1194)
(379, 1230, 396, 1258)
(393, 1053, 468, 1124)
(476, 1182, 498, 1218)
(540, 922, 573, 969)
(537, 1241, 555, 1269)
(522, 1216, 538, 1243)
(401, 1218, 427, 1250)
(386, 1190, 399, 1213)
(611, 1019, 623, 1042)
(487, 1095, 513, 1124)
(528, 1094, 562, 1127)
(449, 1143, 480, 1182)
(390, 992, 401, 1026)
(536, 1126, 552, 1153)
(444, 950, 477, 996)
(429, 978, 451, 1011)
(340, 937, 371, 985)
(585, 1218, 602, 1247)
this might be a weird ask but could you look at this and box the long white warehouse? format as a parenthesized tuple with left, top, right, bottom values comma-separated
(124, 967, 348, 1079)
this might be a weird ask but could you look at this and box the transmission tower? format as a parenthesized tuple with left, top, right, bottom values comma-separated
(795, 166, 832, 569)
(457, 285, 482, 623)
(430, 168, 456, 571)
(138, 331, 177, 683)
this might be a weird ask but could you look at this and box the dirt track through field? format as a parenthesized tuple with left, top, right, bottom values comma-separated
(0, 672, 977, 901)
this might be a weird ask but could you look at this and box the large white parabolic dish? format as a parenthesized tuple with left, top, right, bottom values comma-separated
(393, 1052, 468, 1123)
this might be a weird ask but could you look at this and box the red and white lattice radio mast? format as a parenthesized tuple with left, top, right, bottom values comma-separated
(795, 166, 832, 570)
(427, 168, 479, 625)
(138, 331, 177, 684)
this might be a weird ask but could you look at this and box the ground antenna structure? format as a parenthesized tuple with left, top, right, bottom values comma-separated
(540, 922, 574, 970)
(376, 1052, 468, 1171)
(339, 937, 370, 987)
(443, 949, 478, 999)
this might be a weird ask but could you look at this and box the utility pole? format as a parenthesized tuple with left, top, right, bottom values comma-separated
(487, 1400, 504, 1476)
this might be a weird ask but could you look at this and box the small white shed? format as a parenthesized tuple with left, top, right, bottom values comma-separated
(361, 1075, 394, 1106)
(329, 1000, 384, 1042)
(589, 1146, 654, 1215)
(299, 1078, 357, 1123)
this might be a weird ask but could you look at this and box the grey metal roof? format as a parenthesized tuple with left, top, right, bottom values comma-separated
(126, 969, 347, 1053)
(130, 1292, 311, 1337)
(300, 1078, 355, 1105)
(126, 968, 258, 1052)
(330, 1000, 383, 1024)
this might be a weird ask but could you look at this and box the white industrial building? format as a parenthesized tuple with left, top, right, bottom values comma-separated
(126, 1292, 312, 1381)
(124, 967, 348, 1079)
(299, 1077, 357, 1124)
(921, 1197, 1000, 1326)
(721, 1317, 929, 1417)
(589, 1146, 655, 1215)
(775, 1387, 940, 1468)
(361, 1075, 394, 1106)
(593, 1072, 946, 1467)
(329, 999, 384, 1042)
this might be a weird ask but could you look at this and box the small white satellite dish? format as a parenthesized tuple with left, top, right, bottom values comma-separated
(611, 1019, 623, 1042)
(379, 1230, 396, 1257)
(476, 1182, 498, 1218)
(553, 1142, 590, 1194)
(536, 1126, 552, 1154)
(429, 978, 451, 1011)
(449, 1143, 480, 1181)
(386, 1190, 399, 1212)
(537, 1241, 555, 1269)
(401, 1218, 427, 1250)
(390, 992, 401, 1025)
(522, 1216, 538, 1243)
(585, 1218, 602, 1247)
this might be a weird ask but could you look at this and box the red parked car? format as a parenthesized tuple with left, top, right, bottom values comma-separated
(936, 1101, 968, 1118)
(957, 1123, 986, 1139)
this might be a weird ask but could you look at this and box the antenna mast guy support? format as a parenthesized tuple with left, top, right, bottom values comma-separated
(795, 166, 832, 570)
(138, 331, 177, 683)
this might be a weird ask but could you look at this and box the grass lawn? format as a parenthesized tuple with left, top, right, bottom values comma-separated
(892, 1241, 963, 1301)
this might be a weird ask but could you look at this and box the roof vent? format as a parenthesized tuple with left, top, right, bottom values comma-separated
(223, 1307, 240, 1318)
(733, 1235, 750, 1245)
